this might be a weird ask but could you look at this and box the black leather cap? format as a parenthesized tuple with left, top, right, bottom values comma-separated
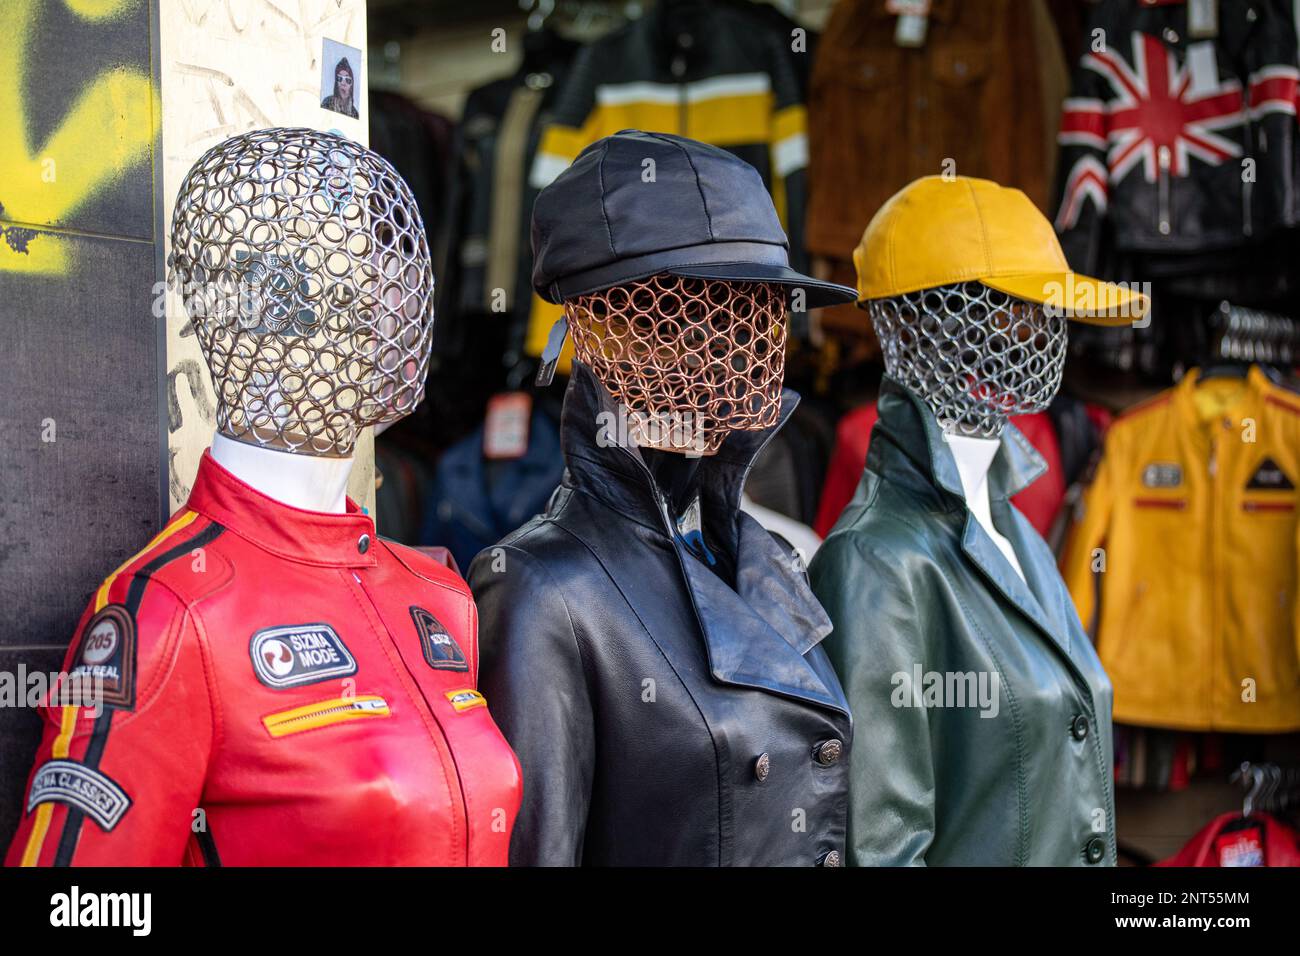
(530, 130, 856, 307)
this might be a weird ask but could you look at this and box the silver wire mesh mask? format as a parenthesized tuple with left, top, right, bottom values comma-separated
(168, 127, 435, 457)
(867, 282, 1067, 438)
(564, 274, 787, 456)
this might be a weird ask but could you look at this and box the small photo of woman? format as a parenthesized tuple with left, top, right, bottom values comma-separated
(320, 38, 362, 119)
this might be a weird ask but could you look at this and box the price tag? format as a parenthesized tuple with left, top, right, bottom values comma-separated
(894, 14, 928, 47)
(483, 392, 532, 460)
(1214, 827, 1263, 867)
(887, 0, 929, 47)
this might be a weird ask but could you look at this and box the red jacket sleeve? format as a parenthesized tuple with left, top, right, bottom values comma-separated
(814, 404, 879, 538)
(6, 572, 215, 866)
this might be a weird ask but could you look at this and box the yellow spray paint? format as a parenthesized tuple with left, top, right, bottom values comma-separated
(0, 0, 158, 274)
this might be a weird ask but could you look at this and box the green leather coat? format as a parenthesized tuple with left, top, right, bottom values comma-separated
(809, 378, 1115, 866)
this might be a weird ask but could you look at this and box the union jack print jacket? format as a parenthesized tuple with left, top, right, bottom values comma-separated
(1053, 0, 1299, 273)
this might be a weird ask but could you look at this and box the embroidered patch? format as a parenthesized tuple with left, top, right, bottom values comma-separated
(249, 624, 357, 689)
(68, 604, 137, 709)
(1246, 456, 1294, 491)
(1141, 462, 1183, 488)
(410, 606, 468, 672)
(445, 688, 487, 713)
(27, 760, 132, 832)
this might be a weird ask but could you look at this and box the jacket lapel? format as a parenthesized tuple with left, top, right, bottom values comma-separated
(675, 526, 846, 714)
(878, 378, 1074, 656)
(678, 510, 845, 712)
(1000, 504, 1074, 655)
(959, 508, 1070, 658)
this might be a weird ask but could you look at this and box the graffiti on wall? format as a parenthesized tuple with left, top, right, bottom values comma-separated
(0, 0, 157, 274)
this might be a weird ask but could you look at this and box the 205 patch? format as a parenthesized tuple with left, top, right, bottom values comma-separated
(1142, 462, 1183, 488)
(410, 606, 468, 672)
(68, 604, 137, 709)
(1246, 457, 1294, 491)
(445, 688, 487, 713)
(249, 623, 357, 689)
(27, 760, 132, 832)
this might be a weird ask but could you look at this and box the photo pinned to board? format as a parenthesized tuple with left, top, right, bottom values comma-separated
(320, 37, 362, 119)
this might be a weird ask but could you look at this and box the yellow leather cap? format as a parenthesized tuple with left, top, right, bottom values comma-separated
(853, 176, 1148, 326)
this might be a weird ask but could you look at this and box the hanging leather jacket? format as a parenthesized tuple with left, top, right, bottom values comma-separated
(809, 378, 1116, 866)
(470, 364, 852, 866)
(1053, 0, 1300, 274)
(1060, 367, 1300, 733)
(521, 0, 815, 372)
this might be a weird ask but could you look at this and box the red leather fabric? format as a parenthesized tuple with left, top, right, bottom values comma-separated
(6, 451, 520, 866)
(814, 403, 1066, 538)
(1157, 812, 1300, 867)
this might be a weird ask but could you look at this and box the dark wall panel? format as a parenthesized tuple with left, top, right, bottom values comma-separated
(0, 0, 159, 853)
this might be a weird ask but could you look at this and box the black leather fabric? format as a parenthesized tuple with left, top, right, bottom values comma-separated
(529, 130, 855, 307)
(471, 363, 852, 866)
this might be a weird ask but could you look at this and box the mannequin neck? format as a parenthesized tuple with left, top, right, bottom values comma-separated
(943, 432, 1025, 583)
(210, 432, 353, 514)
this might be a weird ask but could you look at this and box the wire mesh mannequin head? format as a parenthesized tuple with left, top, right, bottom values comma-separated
(866, 281, 1067, 438)
(168, 128, 435, 457)
(564, 274, 787, 456)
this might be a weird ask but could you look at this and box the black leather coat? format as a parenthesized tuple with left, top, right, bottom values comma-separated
(471, 365, 852, 866)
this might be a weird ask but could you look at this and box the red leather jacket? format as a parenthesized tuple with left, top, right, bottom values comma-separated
(813, 403, 1066, 539)
(6, 451, 521, 866)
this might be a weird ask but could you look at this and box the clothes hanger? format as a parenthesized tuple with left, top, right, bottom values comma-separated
(1197, 362, 1251, 380)
(1229, 762, 1267, 819)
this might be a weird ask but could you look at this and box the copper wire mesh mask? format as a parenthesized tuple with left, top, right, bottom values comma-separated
(564, 274, 786, 456)
(167, 127, 435, 457)
(867, 282, 1067, 438)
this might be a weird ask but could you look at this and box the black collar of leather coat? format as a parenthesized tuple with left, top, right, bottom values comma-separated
(557, 362, 841, 708)
(869, 375, 1082, 658)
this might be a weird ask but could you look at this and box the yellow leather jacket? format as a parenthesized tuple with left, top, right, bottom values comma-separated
(1062, 366, 1300, 732)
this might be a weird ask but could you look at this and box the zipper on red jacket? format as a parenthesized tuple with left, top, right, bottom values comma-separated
(348, 569, 473, 864)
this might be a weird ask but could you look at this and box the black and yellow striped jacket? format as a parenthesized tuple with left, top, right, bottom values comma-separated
(524, 2, 813, 371)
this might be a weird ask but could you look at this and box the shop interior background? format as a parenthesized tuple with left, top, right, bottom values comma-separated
(3, 0, 1300, 865)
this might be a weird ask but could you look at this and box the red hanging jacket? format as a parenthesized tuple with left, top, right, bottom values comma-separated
(7, 450, 521, 866)
(814, 403, 1066, 538)
(1157, 812, 1300, 867)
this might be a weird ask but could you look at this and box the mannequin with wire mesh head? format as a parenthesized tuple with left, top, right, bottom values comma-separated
(563, 273, 788, 457)
(471, 130, 864, 866)
(557, 271, 790, 582)
(168, 127, 435, 512)
(809, 174, 1144, 866)
(865, 280, 1068, 581)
